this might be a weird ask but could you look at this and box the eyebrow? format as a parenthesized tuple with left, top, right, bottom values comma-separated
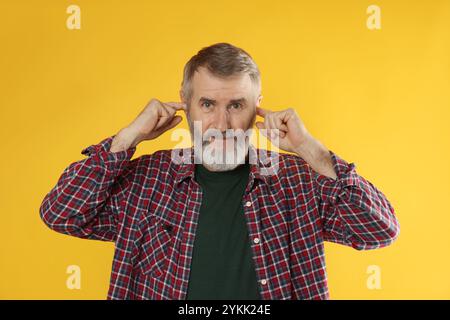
(198, 96, 247, 105)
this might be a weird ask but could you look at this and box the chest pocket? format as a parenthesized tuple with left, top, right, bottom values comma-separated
(135, 215, 174, 278)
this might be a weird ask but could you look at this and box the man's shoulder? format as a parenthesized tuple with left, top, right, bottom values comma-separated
(128, 147, 312, 181)
(128, 148, 188, 176)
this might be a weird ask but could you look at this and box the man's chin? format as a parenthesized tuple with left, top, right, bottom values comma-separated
(196, 144, 248, 170)
(207, 137, 236, 149)
(201, 162, 241, 172)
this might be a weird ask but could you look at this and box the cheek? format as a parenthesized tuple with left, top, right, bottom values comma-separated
(188, 108, 207, 122)
(231, 110, 255, 129)
(189, 112, 214, 132)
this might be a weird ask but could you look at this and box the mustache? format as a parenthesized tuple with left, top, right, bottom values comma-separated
(202, 132, 250, 149)
(202, 129, 238, 141)
(186, 118, 252, 147)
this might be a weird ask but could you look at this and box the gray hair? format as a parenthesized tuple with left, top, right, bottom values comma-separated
(181, 42, 261, 104)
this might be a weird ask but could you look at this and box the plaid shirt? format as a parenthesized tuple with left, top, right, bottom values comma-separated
(40, 135, 400, 300)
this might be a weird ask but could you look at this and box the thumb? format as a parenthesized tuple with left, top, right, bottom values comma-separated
(155, 116, 183, 135)
(159, 115, 182, 133)
(255, 121, 265, 130)
(255, 122, 269, 138)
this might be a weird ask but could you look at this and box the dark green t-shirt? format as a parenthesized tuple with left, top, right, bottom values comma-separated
(186, 163, 261, 300)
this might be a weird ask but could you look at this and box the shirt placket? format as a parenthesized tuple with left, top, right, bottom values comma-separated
(242, 176, 273, 300)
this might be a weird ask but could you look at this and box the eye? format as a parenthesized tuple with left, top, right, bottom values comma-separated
(230, 103, 242, 110)
(201, 101, 212, 108)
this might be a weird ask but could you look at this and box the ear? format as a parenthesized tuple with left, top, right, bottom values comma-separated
(179, 90, 187, 115)
(179, 89, 185, 103)
(256, 94, 263, 107)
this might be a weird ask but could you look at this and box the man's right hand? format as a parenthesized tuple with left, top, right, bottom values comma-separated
(110, 99, 187, 153)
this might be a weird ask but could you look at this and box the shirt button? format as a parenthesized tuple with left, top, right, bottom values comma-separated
(253, 237, 260, 244)
(260, 279, 267, 285)
(245, 201, 252, 207)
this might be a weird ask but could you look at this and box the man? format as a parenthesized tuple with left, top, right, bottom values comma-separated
(40, 42, 400, 300)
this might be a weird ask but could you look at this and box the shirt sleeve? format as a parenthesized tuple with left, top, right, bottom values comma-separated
(39, 135, 137, 242)
(313, 150, 400, 250)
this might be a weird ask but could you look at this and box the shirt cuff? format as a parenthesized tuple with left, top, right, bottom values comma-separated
(81, 135, 137, 172)
(313, 150, 360, 204)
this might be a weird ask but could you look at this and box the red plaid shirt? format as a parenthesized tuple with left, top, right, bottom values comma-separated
(40, 135, 400, 300)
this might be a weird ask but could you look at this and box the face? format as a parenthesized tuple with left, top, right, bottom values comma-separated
(180, 66, 263, 171)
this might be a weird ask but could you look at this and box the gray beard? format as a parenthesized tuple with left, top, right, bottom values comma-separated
(187, 114, 250, 172)
(194, 140, 248, 172)
(201, 162, 241, 172)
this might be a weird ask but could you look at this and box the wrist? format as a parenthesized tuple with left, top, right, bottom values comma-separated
(110, 127, 140, 152)
(294, 136, 336, 179)
(293, 134, 321, 161)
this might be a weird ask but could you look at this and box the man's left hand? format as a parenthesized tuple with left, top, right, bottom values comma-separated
(255, 106, 337, 179)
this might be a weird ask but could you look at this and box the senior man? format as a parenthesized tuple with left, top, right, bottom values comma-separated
(40, 42, 400, 300)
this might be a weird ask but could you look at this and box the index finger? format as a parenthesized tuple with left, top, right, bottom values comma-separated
(256, 106, 269, 117)
(164, 101, 187, 111)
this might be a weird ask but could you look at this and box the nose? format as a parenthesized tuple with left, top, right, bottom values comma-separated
(212, 108, 231, 132)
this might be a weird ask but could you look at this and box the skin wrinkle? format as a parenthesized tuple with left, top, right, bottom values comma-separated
(181, 66, 263, 172)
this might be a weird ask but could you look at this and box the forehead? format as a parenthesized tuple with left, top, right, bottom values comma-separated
(191, 66, 255, 100)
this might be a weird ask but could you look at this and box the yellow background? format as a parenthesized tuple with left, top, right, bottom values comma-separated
(1, 0, 449, 299)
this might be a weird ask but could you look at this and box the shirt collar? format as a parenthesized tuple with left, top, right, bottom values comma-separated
(173, 144, 280, 189)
